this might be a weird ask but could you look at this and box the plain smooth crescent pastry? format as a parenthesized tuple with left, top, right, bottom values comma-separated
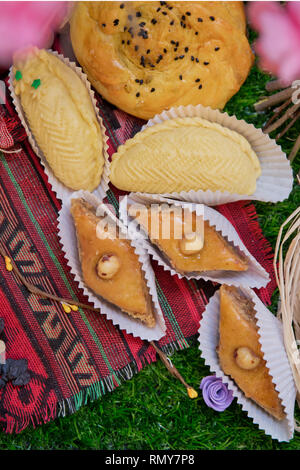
(110, 117, 261, 195)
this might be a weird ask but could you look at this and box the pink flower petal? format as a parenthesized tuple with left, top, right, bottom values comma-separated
(248, 1, 300, 85)
(287, 2, 300, 29)
(0, 1, 70, 67)
(247, 1, 283, 30)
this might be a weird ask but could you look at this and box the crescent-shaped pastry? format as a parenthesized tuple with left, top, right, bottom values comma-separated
(13, 48, 104, 191)
(110, 117, 261, 195)
(70, 1, 253, 119)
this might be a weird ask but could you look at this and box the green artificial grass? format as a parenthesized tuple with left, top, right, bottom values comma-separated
(1, 53, 300, 452)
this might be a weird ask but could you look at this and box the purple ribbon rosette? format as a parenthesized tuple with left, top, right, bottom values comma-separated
(200, 375, 234, 412)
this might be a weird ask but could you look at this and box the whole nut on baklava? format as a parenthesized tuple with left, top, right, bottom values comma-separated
(234, 346, 261, 370)
(179, 232, 204, 255)
(96, 254, 120, 280)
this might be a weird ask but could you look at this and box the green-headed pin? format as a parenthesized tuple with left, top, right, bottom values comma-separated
(15, 70, 22, 81)
(31, 79, 41, 90)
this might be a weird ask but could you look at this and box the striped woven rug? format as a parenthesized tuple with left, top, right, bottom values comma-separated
(0, 41, 276, 434)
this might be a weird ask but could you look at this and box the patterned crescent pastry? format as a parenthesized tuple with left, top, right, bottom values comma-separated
(110, 117, 261, 195)
(13, 48, 104, 191)
(70, 1, 253, 119)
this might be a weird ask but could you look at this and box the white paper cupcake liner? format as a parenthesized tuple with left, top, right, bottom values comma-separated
(127, 104, 293, 206)
(8, 49, 110, 203)
(198, 286, 296, 442)
(57, 190, 166, 342)
(119, 194, 270, 289)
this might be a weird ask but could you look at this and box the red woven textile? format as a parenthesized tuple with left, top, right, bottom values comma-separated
(0, 45, 276, 434)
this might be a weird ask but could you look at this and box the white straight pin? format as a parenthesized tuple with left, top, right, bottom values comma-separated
(0, 340, 6, 365)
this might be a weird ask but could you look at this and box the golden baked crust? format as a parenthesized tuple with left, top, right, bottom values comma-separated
(70, 198, 156, 327)
(217, 285, 285, 420)
(130, 205, 248, 273)
(70, 1, 253, 119)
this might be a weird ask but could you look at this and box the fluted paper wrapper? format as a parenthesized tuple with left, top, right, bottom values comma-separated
(132, 104, 293, 206)
(198, 287, 296, 441)
(9, 50, 110, 203)
(57, 190, 166, 341)
(119, 194, 270, 289)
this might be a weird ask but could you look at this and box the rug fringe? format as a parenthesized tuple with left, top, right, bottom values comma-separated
(242, 202, 276, 305)
(55, 352, 163, 419)
(2, 337, 194, 434)
(159, 339, 189, 355)
(243, 202, 274, 260)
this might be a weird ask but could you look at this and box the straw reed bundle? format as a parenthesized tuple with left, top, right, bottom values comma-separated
(274, 205, 300, 424)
